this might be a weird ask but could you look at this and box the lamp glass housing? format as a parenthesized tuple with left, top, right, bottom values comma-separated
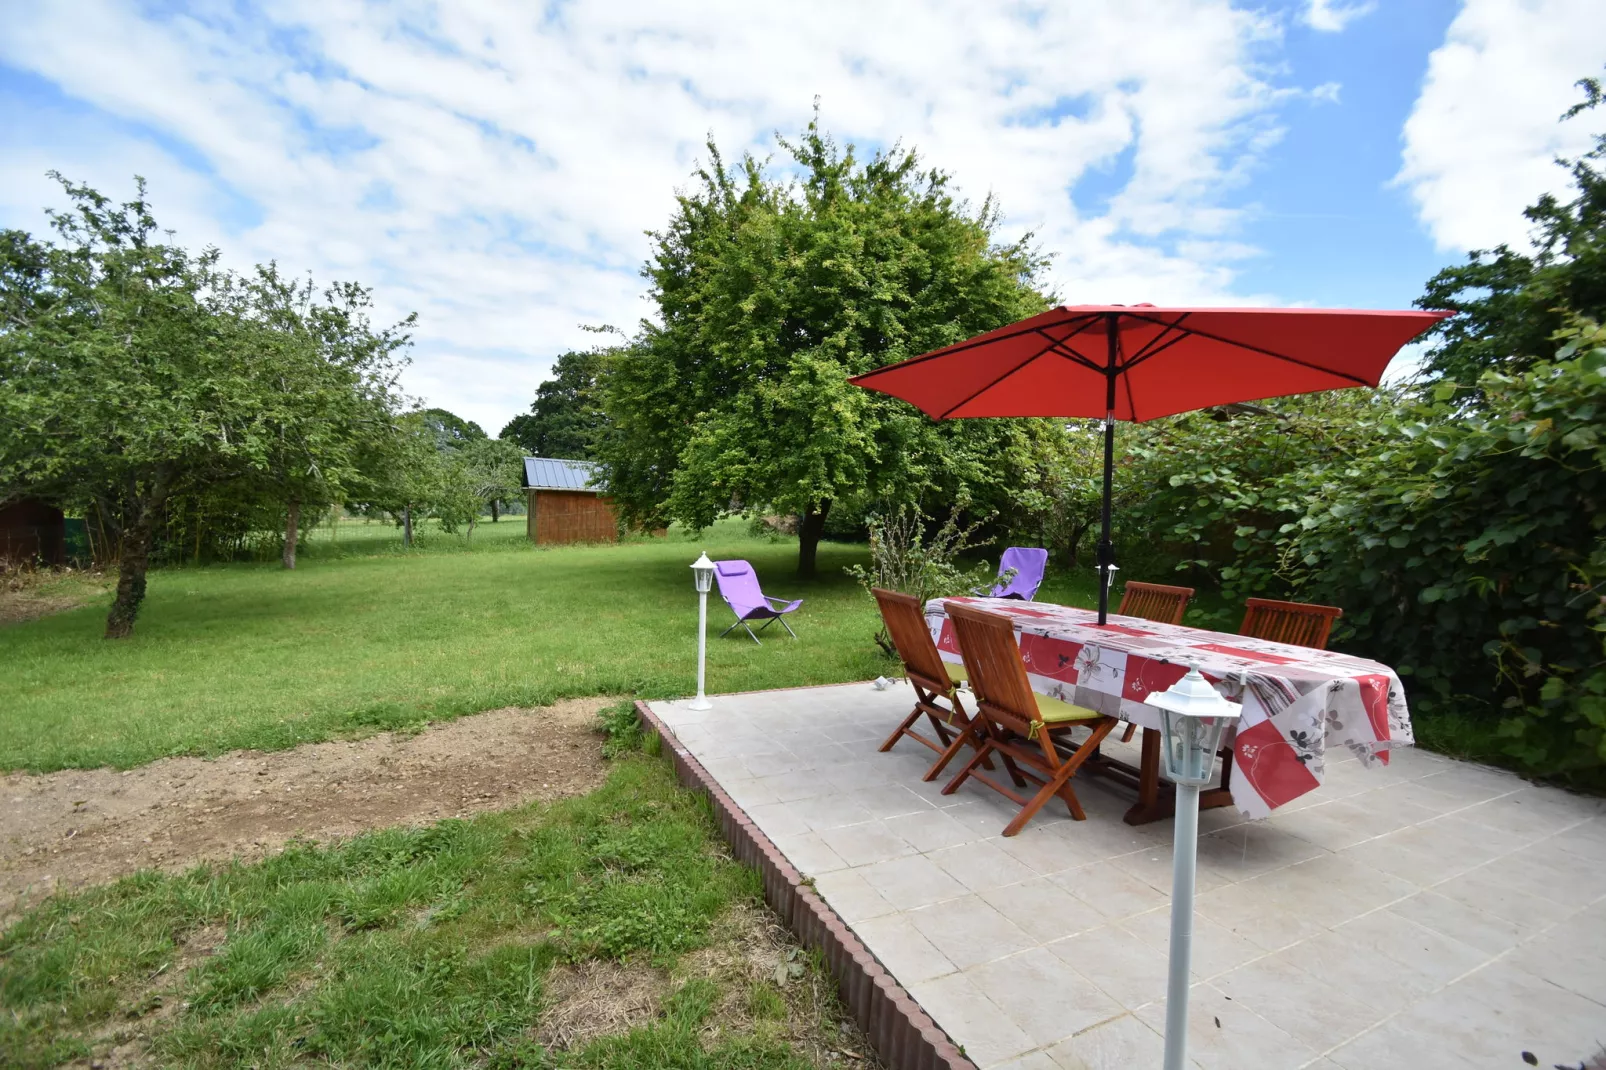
(690, 552, 715, 594)
(1143, 665, 1241, 788)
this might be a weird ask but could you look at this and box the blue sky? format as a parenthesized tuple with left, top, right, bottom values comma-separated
(2, 0, 1602, 433)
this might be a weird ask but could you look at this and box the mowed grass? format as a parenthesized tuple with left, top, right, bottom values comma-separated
(0, 520, 891, 773)
(0, 736, 850, 1069)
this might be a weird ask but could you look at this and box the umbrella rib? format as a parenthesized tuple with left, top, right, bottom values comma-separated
(1118, 331, 1192, 373)
(936, 348, 1054, 419)
(1118, 312, 1192, 369)
(850, 310, 1103, 380)
(1030, 328, 1105, 373)
(1121, 311, 1374, 386)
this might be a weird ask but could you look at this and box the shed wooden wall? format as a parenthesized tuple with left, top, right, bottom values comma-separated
(0, 499, 66, 566)
(526, 489, 618, 545)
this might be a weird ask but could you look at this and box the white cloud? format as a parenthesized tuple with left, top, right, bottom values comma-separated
(1397, 0, 1606, 254)
(0, 0, 1295, 433)
(1303, 0, 1376, 33)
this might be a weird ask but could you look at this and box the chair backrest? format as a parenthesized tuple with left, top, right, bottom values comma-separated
(872, 588, 951, 691)
(947, 602, 1037, 734)
(992, 547, 1049, 600)
(1118, 580, 1195, 625)
(1239, 597, 1343, 650)
(713, 560, 765, 614)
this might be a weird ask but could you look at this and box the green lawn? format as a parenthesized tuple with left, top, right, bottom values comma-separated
(0, 515, 1235, 774)
(0, 734, 861, 1069)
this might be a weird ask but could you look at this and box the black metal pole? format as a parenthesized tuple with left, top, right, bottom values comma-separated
(1096, 313, 1118, 624)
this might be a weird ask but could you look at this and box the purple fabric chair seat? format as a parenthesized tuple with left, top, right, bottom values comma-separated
(713, 559, 803, 643)
(991, 546, 1048, 600)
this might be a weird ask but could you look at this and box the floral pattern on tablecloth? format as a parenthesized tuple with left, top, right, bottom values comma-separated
(926, 597, 1412, 818)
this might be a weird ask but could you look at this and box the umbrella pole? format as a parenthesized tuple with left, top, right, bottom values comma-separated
(1096, 314, 1118, 624)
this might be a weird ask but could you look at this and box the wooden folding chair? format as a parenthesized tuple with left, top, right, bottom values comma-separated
(1239, 597, 1344, 650)
(872, 589, 991, 782)
(1117, 580, 1195, 625)
(1113, 580, 1196, 740)
(940, 602, 1119, 837)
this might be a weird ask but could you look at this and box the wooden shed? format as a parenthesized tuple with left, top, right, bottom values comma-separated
(523, 457, 618, 545)
(0, 498, 67, 567)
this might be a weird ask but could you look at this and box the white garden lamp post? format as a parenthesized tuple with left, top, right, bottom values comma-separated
(688, 553, 715, 711)
(1144, 665, 1241, 1070)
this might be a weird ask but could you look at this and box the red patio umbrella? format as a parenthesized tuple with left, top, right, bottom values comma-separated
(849, 304, 1450, 623)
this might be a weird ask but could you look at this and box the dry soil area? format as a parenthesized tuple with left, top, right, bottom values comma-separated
(0, 697, 611, 922)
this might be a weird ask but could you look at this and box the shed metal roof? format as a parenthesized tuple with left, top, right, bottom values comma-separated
(522, 457, 603, 492)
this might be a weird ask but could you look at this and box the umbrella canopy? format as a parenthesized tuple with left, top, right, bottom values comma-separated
(850, 304, 1451, 622)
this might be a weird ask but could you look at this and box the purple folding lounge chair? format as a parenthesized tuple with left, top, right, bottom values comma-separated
(991, 546, 1048, 600)
(714, 559, 803, 644)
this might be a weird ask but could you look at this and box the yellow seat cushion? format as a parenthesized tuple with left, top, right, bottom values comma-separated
(945, 662, 967, 685)
(1033, 691, 1103, 723)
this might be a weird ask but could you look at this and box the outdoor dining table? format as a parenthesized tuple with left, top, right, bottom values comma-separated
(924, 596, 1413, 824)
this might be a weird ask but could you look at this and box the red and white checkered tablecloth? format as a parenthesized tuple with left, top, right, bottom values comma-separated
(925, 597, 1412, 818)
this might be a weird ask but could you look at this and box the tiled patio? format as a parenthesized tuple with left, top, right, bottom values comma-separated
(648, 682, 1606, 1070)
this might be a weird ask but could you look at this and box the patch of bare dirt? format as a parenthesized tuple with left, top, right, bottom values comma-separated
(538, 960, 670, 1050)
(0, 698, 612, 923)
(0, 569, 110, 626)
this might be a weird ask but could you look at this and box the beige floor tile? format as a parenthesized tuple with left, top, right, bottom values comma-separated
(930, 840, 1041, 894)
(1193, 880, 1328, 953)
(844, 782, 937, 819)
(1329, 907, 1491, 987)
(982, 876, 1102, 943)
(1047, 924, 1171, 1010)
(1196, 822, 1328, 882)
(1043, 1012, 1165, 1070)
(721, 775, 783, 808)
(991, 1053, 1059, 1070)
(1429, 865, 1562, 930)
(1120, 908, 1264, 981)
(967, 947, 1124, 1046)
(1337, 820, 1506, 888)
(1051, 859, 1172, 921)
(1269, 928, 1440, 1008)
(1214, 953, 1386, 1051)
(851, 913, 958, 985)
(770, 831, 849, 877)
(811, 867, 898, 923)
(858, 853, 969, 910)
(1473, 840, 1606, 910)
(755, 769, 832, 803)
(1387, 890, 1535, 956)
(1547, 814, 1606, 858)
(1504, 900, 1606, 1003)
(1239, 852, 1415, 925)
(1410, 763, 1524, 807)
(744, 800, 812, 838)
(1458, 786, 1605, 840)
(1449, 962, 1606, 1063)
(907, 894, 1038, 970)
(1268, 795, 1441, 852)
(906, 971, 1036, 1068)
(789, 792, 876, 832)
(994, 823, 1104, 875)
(1327, 1013, 1492, 1070)
(1134, 983, 1318, 1070)
(817, 819, 918, 868)
(882, 807, 982, 852)
(1110, 843, 1233, 896)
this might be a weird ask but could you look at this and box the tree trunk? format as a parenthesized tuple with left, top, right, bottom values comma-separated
(283, 499, 301, 570)
(105, 508, 155, 639)
(797, 499, 832, 578)
(490, 500, 499, 523)
(403, 504, 413, 548)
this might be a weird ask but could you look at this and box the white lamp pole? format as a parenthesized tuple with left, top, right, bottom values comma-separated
(1144, 664, 1241, 1070)
(689, 553, 714, 711)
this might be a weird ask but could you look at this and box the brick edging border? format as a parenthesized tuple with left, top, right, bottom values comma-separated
(634, 700, 978, 1070)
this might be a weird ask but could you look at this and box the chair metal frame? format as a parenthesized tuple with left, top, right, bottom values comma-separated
(940, 602, 1119, 837)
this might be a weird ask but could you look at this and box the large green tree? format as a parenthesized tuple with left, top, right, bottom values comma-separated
(601, 122, 1061, 575)
(0, 176, 410, 634)
(500, 349, 608, 460)
(1416, 72, 1606, 385)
